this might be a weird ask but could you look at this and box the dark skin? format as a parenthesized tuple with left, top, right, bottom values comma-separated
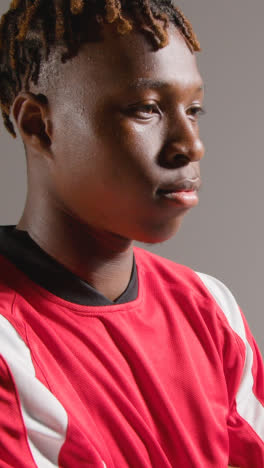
(12, 24, 205, 302)
(11, 24, 242, 466)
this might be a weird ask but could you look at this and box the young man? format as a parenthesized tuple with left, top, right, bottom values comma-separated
(0, 1, 263, 467)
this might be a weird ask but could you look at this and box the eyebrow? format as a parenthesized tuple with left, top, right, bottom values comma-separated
(128, 78, 204, 93)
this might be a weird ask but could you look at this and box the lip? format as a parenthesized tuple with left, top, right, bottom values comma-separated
(157, 177, 201, 208)
(157, 177, 201, 194)
(160, 190, 199, 207)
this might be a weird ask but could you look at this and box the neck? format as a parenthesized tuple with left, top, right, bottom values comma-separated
(17, 197, 134, 302)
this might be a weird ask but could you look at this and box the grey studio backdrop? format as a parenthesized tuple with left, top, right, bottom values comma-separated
(0, 1, 263, 356)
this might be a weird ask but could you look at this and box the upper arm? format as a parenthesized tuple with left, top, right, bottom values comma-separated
(0, 314, 68, 468)
(0, 354, 37, 467)
(196, 272, 264, 467)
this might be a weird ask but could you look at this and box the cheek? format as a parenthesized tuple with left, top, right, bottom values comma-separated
(104, 119, 164, 185)
(117, 118, 163, 155)
(49, 106, 166, 221)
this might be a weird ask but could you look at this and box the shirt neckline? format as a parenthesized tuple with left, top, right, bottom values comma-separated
(0, 225, 139, 307)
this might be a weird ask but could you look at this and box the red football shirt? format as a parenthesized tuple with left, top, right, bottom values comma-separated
(0, 247, 263, 467)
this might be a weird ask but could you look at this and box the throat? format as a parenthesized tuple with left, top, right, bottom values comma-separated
(72, 249, 135, 302)
(17, 204, 135, 303)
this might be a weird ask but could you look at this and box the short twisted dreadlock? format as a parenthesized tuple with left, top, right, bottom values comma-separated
(0, 0, 200, 137)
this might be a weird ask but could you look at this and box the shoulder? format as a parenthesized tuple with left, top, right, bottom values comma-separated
(134, 245, 201, 283)
(134, 245, 230, 295)
(195, 272, 248, 344)
(134, 246, 244, 329)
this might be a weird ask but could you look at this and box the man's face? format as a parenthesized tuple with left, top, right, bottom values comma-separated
(47, 24, 204, 244)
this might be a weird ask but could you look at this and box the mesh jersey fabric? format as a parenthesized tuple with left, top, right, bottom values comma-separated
(0, 246, 263, 467)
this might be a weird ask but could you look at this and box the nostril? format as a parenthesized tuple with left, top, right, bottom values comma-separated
(171, 154, 190, 168)
(158, 149, 190, 169)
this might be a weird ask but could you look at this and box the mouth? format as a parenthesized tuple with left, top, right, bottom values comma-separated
(157, 177, 201, 194)
(157, 177, 201, 208)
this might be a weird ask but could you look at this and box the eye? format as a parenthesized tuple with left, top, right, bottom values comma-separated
(127, 102, 161, 120)
(187, 105, 206, 121)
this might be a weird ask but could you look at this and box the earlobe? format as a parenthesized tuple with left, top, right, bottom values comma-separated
(12, 92, 52, 154)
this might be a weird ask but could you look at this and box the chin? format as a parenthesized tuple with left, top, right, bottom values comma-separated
(133, 218, 184, 245)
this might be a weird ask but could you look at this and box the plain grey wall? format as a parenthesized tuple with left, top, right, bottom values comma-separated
(0, 1, 263, 355)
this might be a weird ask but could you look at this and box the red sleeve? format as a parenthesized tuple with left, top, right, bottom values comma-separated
(227, 311, 264, 467)
(0, 311, 70, 467)
(196, 272, 264, 467)
(0, 355, 37, 467)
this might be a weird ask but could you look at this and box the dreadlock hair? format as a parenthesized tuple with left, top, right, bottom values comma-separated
(0, 0, 200, 138)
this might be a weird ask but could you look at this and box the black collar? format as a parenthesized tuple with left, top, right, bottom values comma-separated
(0, 226, 138, 306)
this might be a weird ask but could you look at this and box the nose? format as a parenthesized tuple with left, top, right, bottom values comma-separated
(159, 113, 205, 169)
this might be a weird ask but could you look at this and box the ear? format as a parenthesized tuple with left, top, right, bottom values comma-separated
(12, 92, 52, 156)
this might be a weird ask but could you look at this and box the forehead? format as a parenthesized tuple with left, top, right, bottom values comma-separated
(56, 24, 203, 101)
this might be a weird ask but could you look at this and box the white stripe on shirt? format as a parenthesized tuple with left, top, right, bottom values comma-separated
(0, 314, 68, 467)
(197, 272, 264, 441)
